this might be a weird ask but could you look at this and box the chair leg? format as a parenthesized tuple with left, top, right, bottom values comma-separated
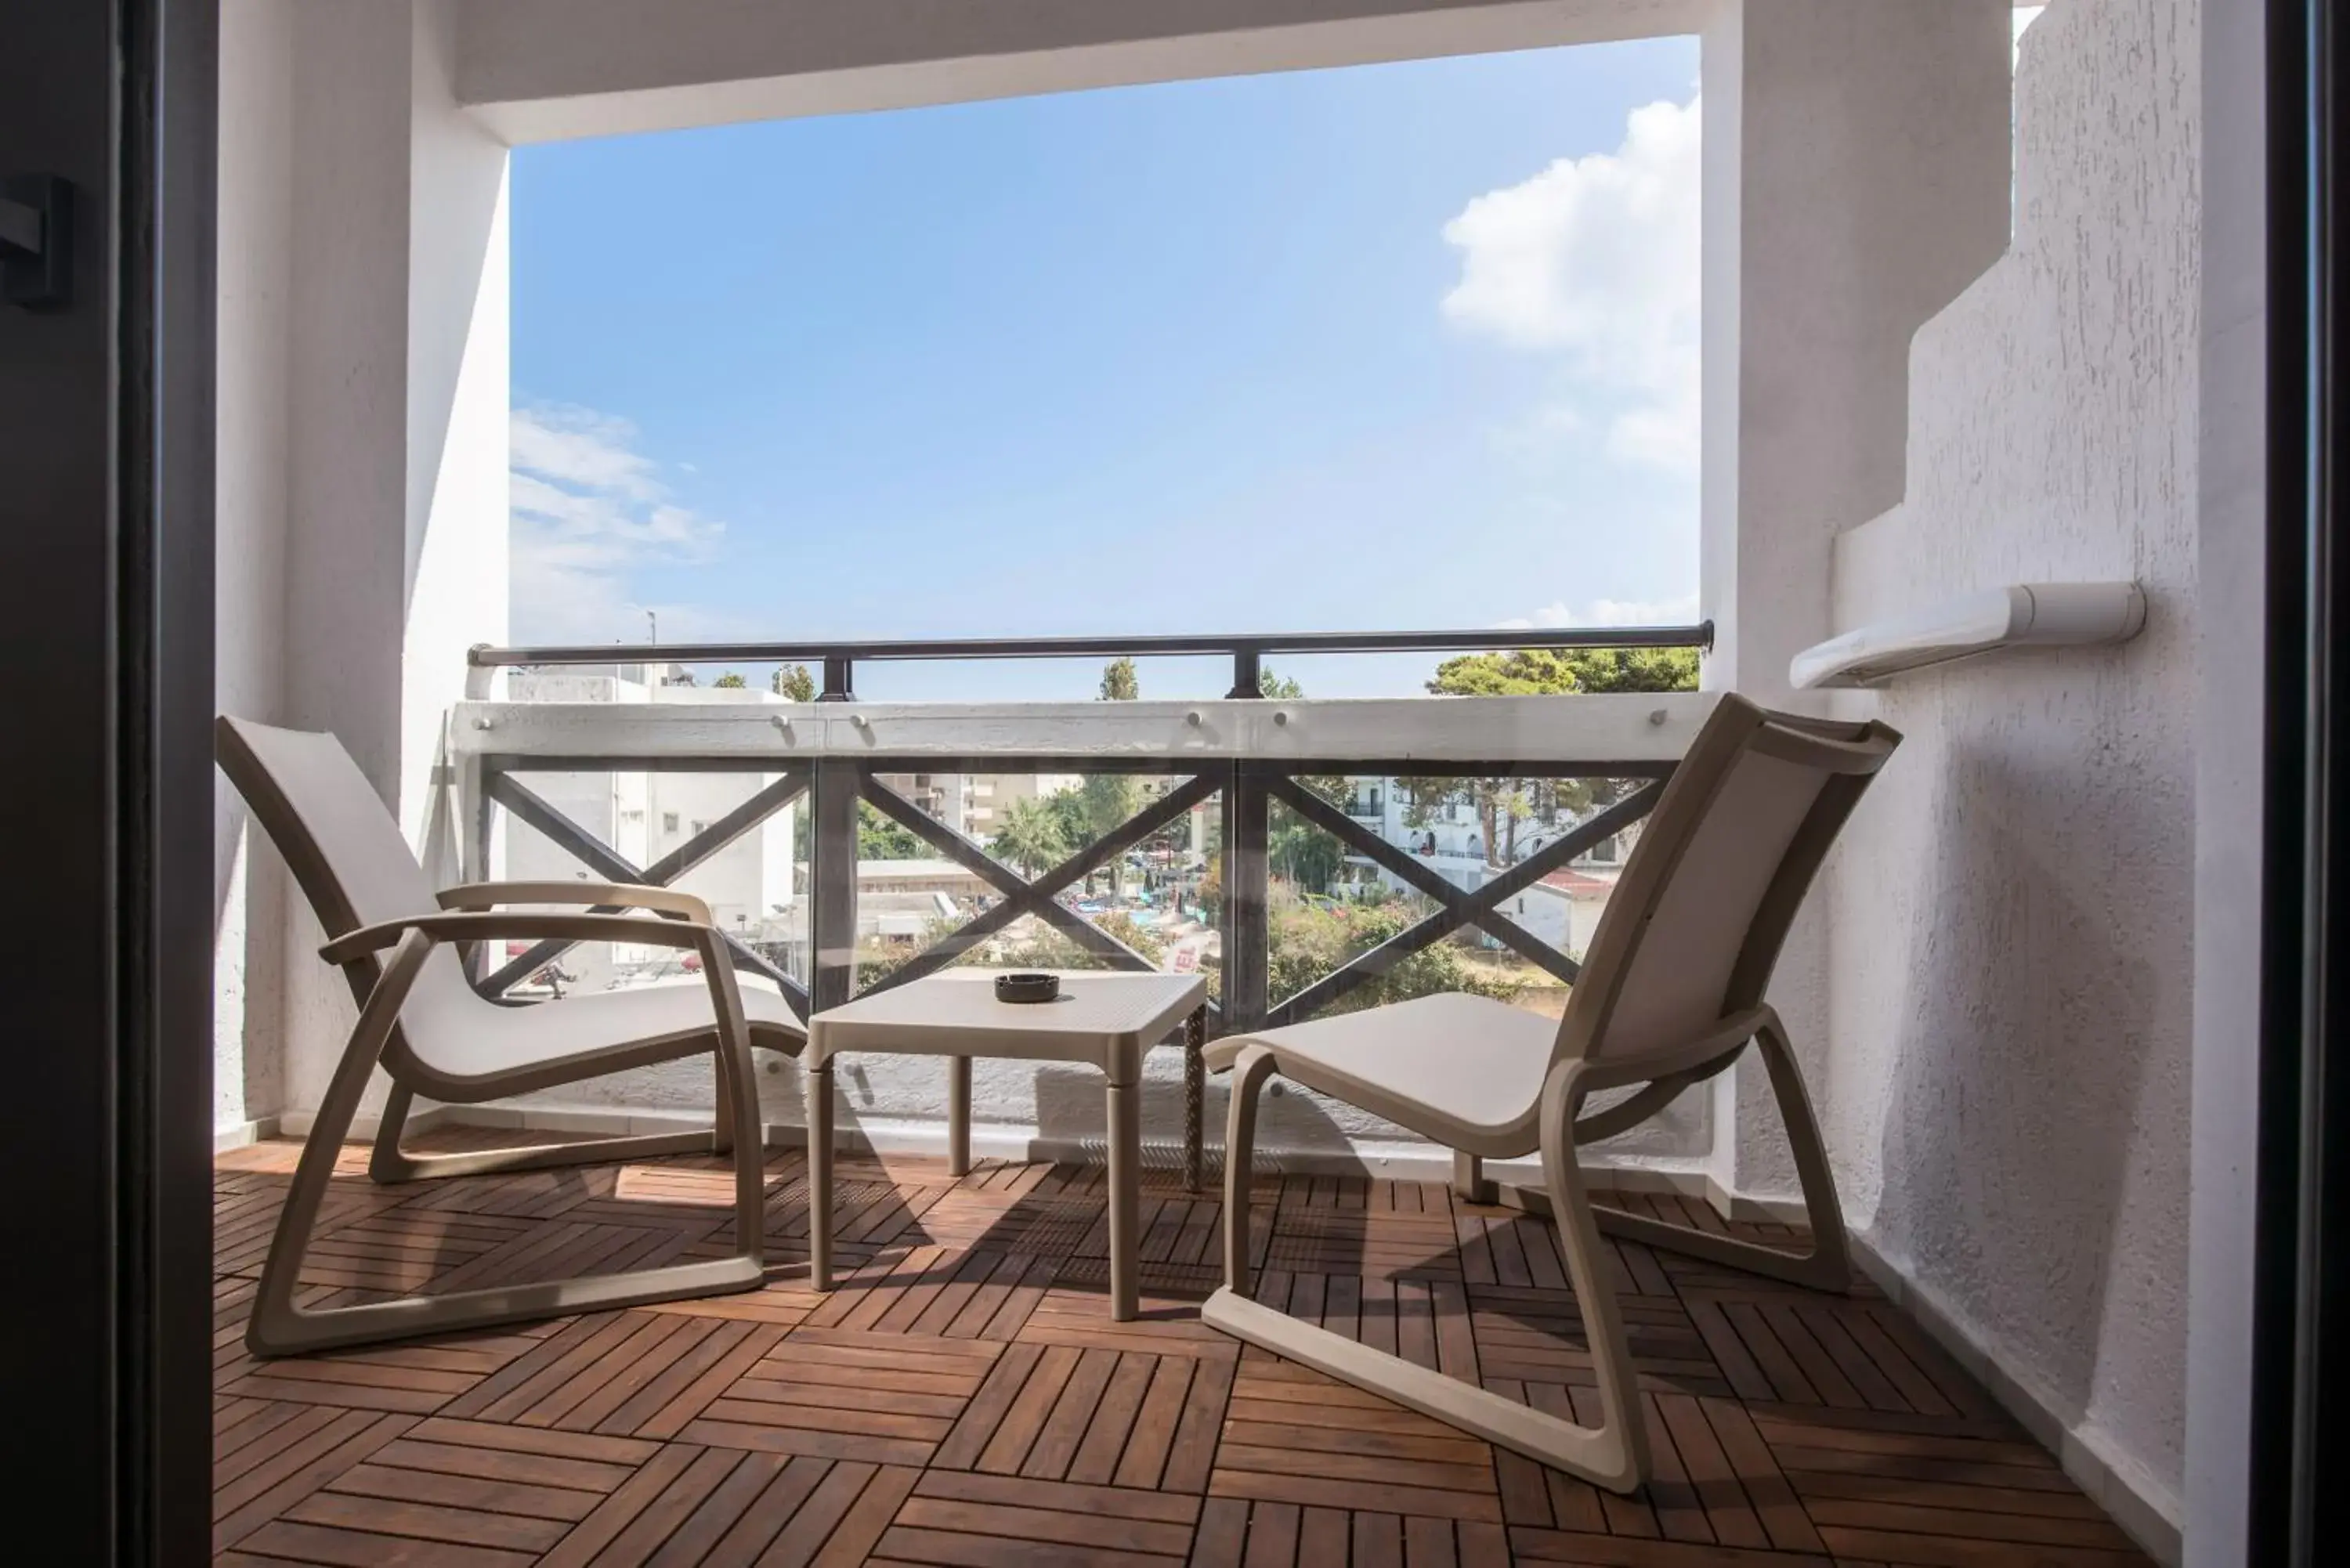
(1452, 1150, 1497, 1205)
(1201, 1054, 1650, 1493)
(1587, 1018, 1851, 1292)
(1533, 1062, 1651, 1489)
(1221, 1045, 1276, 1292)
(247, 931, 766, 1358)
(713, 1046, 736, 1156)
(368, 1082, 417, 1182)
(947, 1056, 972, 1178)
(808, 1060, 836, 1291)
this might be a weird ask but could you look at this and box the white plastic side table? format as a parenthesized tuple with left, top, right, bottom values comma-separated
(803, 970, 1209, 1321)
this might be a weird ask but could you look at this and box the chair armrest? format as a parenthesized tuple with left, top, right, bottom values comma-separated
(322, 909, 720, 967)
(436, 880, 713, 923)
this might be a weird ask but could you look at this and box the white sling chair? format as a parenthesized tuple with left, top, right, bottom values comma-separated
(1202, 695, 1900, 1493)
(218, 717, 807, 1357)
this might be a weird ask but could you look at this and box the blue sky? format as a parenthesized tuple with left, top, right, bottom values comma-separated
(509, 37, 1702, 699)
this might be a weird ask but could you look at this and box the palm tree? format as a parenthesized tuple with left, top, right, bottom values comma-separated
(992, 796, 1071, 878)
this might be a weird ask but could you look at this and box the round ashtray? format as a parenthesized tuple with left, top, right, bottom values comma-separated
(994, 972, 1060, 1004)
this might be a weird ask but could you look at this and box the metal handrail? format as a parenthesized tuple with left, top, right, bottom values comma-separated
(466, 623, 1713, 701)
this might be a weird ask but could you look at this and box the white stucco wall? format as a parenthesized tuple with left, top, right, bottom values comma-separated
(215, 0, 513, 1131)
(1697, 0, 2015, 1198)
(214, 0, 297, 1133)
(1823, 0, 2197, 1537)
(403, 0, 512, 854)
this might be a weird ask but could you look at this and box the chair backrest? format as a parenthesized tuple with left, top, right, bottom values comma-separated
(215, 716, 481, 1068)
(1553, 695, 1900, 1068)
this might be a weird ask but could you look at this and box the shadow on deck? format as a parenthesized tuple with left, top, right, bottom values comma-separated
(211, 1131, 2153, 1566)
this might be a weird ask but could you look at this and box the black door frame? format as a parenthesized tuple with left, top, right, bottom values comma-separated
(2250, 0, 2349, 1559)
(0, 1, 217, 1562)
(0, 0, 2344, 1560)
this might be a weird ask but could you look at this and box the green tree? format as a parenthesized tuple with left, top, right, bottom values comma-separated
(1246, 902, 1517, 1020)
(1088, 912, 1166, 967)
(854, 907, 1170, 998)
(1269, 801, 1345, 894)
(1042, 787, 1090, 859)
(1079, 774, 1144, 895)
(1252, 670, 1356, 891)
(1098, 658, 1140, 701)
(713, 671, 748, 688)
(771, 663, 817, 701)
(857, 802, 929, 860)
(1405, 645, 1700, 858)
(1425, 645, 1699, 697)
(992, 795, 1072, 877)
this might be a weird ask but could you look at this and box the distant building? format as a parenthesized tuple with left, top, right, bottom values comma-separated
(504, 667, 797, 988)
(1498, 868, 1617, 963)
(1337, 777, 1632, 943)
(854, 858, 1000, 941)
(869, 771, 975, 837)
(866, 771, 1084, 838)
(971, 771, 1083, 833)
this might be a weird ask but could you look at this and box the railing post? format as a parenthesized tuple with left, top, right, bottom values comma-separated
(1220, 760, 1270, 1033)
(810, 759, 860, 1012)
(1228, 649, 1262, 700)
(819, 655, 855, 703)
(462, 757, 497, 984)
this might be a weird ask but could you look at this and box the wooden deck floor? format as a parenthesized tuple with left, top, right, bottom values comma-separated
(212, 1134, 2153, 1566)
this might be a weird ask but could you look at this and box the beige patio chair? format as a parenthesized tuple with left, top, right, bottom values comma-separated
(218, 717, 806, 1357)
(1202, 694, 1900, 1493)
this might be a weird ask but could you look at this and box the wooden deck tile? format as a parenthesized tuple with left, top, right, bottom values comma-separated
(208, 1138, 2157, 1566)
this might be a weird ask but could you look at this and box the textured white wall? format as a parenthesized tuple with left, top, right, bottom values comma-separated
(403, 0, 512, 853)
(214, 0, 297, 1131)
(1824, 0, 2196, 1534)
(215, 0, 515, 1128)
(1698, 0, 2015, 1197)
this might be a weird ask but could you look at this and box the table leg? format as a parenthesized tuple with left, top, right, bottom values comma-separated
(1184, 1007, 1206, 1193)
(1106, 1078, 1140, 1321)
(807, 1061, 834, 1290)
(947, 1056, 971, 1178)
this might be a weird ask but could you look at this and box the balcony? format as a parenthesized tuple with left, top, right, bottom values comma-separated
(166, 0, 2225, 1561)
(197, 627, 2169, 1564)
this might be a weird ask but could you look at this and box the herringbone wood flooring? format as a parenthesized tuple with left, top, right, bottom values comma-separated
(212, 1132, 2154, 1566)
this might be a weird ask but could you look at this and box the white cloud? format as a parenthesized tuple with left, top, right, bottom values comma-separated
(509, 405, 725, 644)
(1441, 95, 1700, 472)
(1498, 594, 1701, 631)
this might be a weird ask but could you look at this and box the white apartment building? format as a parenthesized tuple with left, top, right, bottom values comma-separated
(1340, 777, 1629, 901)
(502, 667, 797, 987)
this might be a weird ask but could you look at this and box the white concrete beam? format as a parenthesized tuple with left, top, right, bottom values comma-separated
(450, 693, 1719, 766)
(454, 0, 1705, 143)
